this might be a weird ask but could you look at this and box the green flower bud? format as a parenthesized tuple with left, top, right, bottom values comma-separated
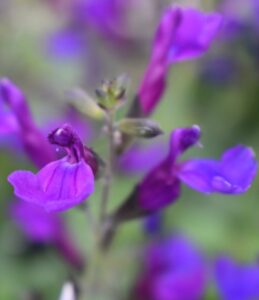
(117, 118, 163, 138)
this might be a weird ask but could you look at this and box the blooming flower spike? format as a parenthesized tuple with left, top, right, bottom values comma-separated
(8, 124, 95, 212)
(138, 6, 223, 115)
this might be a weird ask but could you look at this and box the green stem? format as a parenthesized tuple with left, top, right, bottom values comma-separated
(99, 110, 115, 223)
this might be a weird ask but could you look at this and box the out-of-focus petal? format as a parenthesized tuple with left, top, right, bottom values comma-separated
(169, 8, 223, 62)
(8, 158, 94, 212)
(178, 145, 257, 194)
(215, 256, 259, 300)
(10, 201, 63, 243)
(0, 78, 55, 167)
(48, 29, 84, 58)
(135, 236, 206, 300)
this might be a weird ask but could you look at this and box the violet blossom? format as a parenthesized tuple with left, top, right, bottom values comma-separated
(0, 78, 55, 167)
(11, 201, 84, 270)
(134, 235, 206, 300)
(215, 256, 259, 300)
(48, 0, 135, 58)
(8, 124, 95, 212)
(138, 6, 223, 115)
(136, 125, 256, 212)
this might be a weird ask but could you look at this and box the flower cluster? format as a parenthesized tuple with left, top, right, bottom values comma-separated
(1, 2, 258, 300)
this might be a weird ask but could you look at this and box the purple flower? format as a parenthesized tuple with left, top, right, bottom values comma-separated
(0, 78, 55, 167)
(136, 125, 257, 211)
(48, 0, 134, 59)
(134, 235, 206, 300)
(215, 256, 259, 300)
(8, 124, 95, 212)
(138, 6, 222, 115)
(11, 201, 84, 269)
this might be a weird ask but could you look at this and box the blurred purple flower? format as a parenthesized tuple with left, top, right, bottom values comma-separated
(135, 235, 206, 300)
(48, 0, 135, 59)
(48, 29, 85, 58)
(215, 256, 259, 300)
(11, 201, 84, 269)
(138, 6, 222, 115)
(137, 125, 257, 211)
(0, 78, 55, 167)
(8, 124, 95, 212)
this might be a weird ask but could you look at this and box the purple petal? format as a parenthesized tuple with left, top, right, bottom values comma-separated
(215, 256, 259, 300)
(0, 78, 55, 167)
(137, 7, 181, 115)
(169, 8, 223, 62)
(0, 112, 18, 134)
(137, 7, 222, 115)
(8, 157, 94, 212)
(10, 200, 84, 269)
(178, 145, 257, 194)
(10, 201, 63, 243)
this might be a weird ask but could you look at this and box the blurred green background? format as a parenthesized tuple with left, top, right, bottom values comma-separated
(1, 0, 259, 299)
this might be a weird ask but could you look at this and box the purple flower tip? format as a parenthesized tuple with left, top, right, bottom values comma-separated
(48, 124, 78, 147)
(170, 125, 201, 159)
(8, 125, 95, 212)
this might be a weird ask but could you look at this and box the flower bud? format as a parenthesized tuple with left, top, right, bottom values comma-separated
(66, 88, 104, 120)
(95, 74, 129, 110)
(117, 118, 163, 138)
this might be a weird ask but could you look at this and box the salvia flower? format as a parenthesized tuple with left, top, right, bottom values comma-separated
(48, 0, 135, 59)
(134, 235, 206, 300)
(11, 201, 84, 270)
(0, 78, 55, 167)
(8, 124, 95, 212)
(138, 6, 223, 115)
(139, 125, 257, 211)
(215, 256, 259, 300)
